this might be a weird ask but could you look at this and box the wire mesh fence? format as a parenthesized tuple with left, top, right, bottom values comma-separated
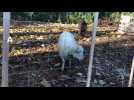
(0, 14, 134, 87)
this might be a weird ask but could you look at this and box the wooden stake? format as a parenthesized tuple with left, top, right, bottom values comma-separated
(1, 12, 11, 87)
(86, 12, 99, 87)
(128, 57, 134, 87)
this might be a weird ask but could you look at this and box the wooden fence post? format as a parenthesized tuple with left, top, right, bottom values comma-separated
(1, 12, 11, 87)
(86, 12, 99, 87)
(128, 57, 134, 87)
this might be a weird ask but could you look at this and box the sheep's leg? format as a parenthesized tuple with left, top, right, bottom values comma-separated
(61, 58, 65, 71)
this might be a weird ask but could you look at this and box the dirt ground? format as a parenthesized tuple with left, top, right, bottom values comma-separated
(0, 22, 134, 87)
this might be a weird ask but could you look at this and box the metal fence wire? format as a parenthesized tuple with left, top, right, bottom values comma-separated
(0, 16, 134, 87)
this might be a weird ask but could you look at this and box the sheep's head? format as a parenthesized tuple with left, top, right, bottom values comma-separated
(73, 45, 84, 60)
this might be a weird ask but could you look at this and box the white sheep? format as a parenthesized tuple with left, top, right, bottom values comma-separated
(58, 31, 84, 71)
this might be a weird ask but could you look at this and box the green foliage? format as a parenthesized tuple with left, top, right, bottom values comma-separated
(108, 12, 122, 23)
(121, 12, 134, 17)
(82, 12, 93, 23)
(32, 12, 57, 22)
(68, 12, 93, 24)
(11, 12, 94, 24)
(11, 12, 33, 21)
(0, 12, 134, 25)
(99, 12, 122, 23)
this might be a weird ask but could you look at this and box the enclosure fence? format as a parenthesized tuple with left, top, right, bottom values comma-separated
(1, 12, 134, 87)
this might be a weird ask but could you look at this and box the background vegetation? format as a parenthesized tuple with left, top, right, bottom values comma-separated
(0, 12, 134, 25)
